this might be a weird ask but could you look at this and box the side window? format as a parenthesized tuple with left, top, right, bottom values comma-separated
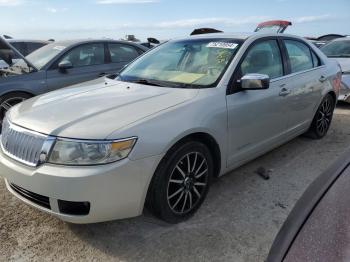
(26, 42, 46, 55)
(239, 40, 283, 79)
(108, 43, 140, 63)
(284, 40, 313, 73)
(60, 43, 104, 68)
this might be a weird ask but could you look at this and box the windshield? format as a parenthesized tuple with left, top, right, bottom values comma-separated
(14, 43, 67, 70)
(321, 40, 350, 57)
(117, 38, 242, 88)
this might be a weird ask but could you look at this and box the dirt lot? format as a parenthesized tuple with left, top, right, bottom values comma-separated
(1, 103, 350, 262)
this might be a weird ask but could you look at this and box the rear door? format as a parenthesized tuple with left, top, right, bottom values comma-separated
(226, 38, 289, 167)
(45, 42, 110, 91)
(281, 38, 324, 131)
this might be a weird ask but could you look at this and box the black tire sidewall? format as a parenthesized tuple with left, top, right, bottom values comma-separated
(311, 94, 335, 138)
(149, 141, 214, 223)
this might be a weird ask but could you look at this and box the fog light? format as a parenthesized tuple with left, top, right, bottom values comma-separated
(58, 200, 90, 215)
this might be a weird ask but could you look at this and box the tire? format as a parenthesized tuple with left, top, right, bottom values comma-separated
(146, 141, 214, 223)
(0, 92, 32, 126)
(305, 94, 335, 139)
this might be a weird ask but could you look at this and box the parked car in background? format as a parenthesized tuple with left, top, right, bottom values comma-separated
(267, 149, 350, 262)
(321, 37, 350, 102)
(308, 34, 347, 48)
(0, 32, 340, 224)
(0, 39, 50, 68)
(0, 37, 148, 124)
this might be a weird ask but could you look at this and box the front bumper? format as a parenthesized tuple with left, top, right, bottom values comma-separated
(0, 149, 162, 223)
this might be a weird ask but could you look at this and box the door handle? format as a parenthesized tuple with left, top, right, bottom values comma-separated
(319, 76, 327, 83)
(279, 88, 291, 97)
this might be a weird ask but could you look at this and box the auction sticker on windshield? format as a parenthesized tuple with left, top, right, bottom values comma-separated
(207, 42, 238, 49)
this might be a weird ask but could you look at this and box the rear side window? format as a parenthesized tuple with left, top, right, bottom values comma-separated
(239, 40, 283, 79)
(108, 44, 140, 63)
(284, 40, 313, 73)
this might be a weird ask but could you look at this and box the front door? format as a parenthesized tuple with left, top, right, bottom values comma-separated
(226, 39, 289, 167)
(45, 43, 108, 91)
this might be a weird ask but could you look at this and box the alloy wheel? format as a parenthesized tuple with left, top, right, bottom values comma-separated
(316, 96, 333, 136)
(167, 152, 209, 214)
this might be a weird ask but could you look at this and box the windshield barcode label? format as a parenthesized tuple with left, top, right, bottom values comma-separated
(207, 42, 238, 49)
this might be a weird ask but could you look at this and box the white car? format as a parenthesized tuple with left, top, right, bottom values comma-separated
(321, 37, 350, 102)
(0, 32, 341, 223)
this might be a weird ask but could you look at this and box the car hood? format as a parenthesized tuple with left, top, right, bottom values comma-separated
(329, 57, 350, 72)
(8, 78, 199, 139)
(0, 36, 37, 70)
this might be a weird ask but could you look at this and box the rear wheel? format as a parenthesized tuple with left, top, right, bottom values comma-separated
(146, 141, 213, 223)
(306, 94, 335, 139)
(0, 92, 31, 128)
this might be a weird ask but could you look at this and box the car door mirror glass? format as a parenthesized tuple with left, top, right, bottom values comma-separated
(58, 60, 73, 71)
(241, 73, 270, 90)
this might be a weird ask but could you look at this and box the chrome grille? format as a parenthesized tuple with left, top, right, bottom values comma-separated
(1, 118, 47, 166)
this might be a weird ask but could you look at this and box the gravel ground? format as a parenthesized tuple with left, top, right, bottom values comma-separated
(1, 103, 350, 262)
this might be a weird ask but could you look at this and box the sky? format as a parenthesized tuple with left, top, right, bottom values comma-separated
(0, 0, 349, 41)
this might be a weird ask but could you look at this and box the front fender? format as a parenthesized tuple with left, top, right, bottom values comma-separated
(0, 71, 47, 97)
(108, 90, 228, 173)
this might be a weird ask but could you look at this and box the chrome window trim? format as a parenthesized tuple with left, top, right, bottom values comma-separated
(270, 65, 326, 83)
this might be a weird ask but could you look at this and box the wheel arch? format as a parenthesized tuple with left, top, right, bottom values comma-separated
(0, 90, 35, 100)
(163, 132, 222, 178)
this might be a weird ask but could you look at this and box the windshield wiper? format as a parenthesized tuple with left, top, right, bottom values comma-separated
(131, 79, 166, 87)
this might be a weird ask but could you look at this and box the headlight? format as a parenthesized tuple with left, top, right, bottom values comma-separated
(48, 137, 137, 165)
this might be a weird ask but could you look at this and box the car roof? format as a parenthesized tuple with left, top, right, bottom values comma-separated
(172, 32, 305, 42)
(8, 39, 50, 44)
(48, 39, 148, 50)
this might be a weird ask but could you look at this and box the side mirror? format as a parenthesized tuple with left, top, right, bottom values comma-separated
(241, 73, 270, 90)
(58, 60, 73, 71)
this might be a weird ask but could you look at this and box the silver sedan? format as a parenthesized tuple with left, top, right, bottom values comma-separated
(0, 32, 341, 223)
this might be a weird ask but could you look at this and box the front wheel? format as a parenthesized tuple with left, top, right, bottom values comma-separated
(306, 94, 335, 139)
(146, 141, 214, 223)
